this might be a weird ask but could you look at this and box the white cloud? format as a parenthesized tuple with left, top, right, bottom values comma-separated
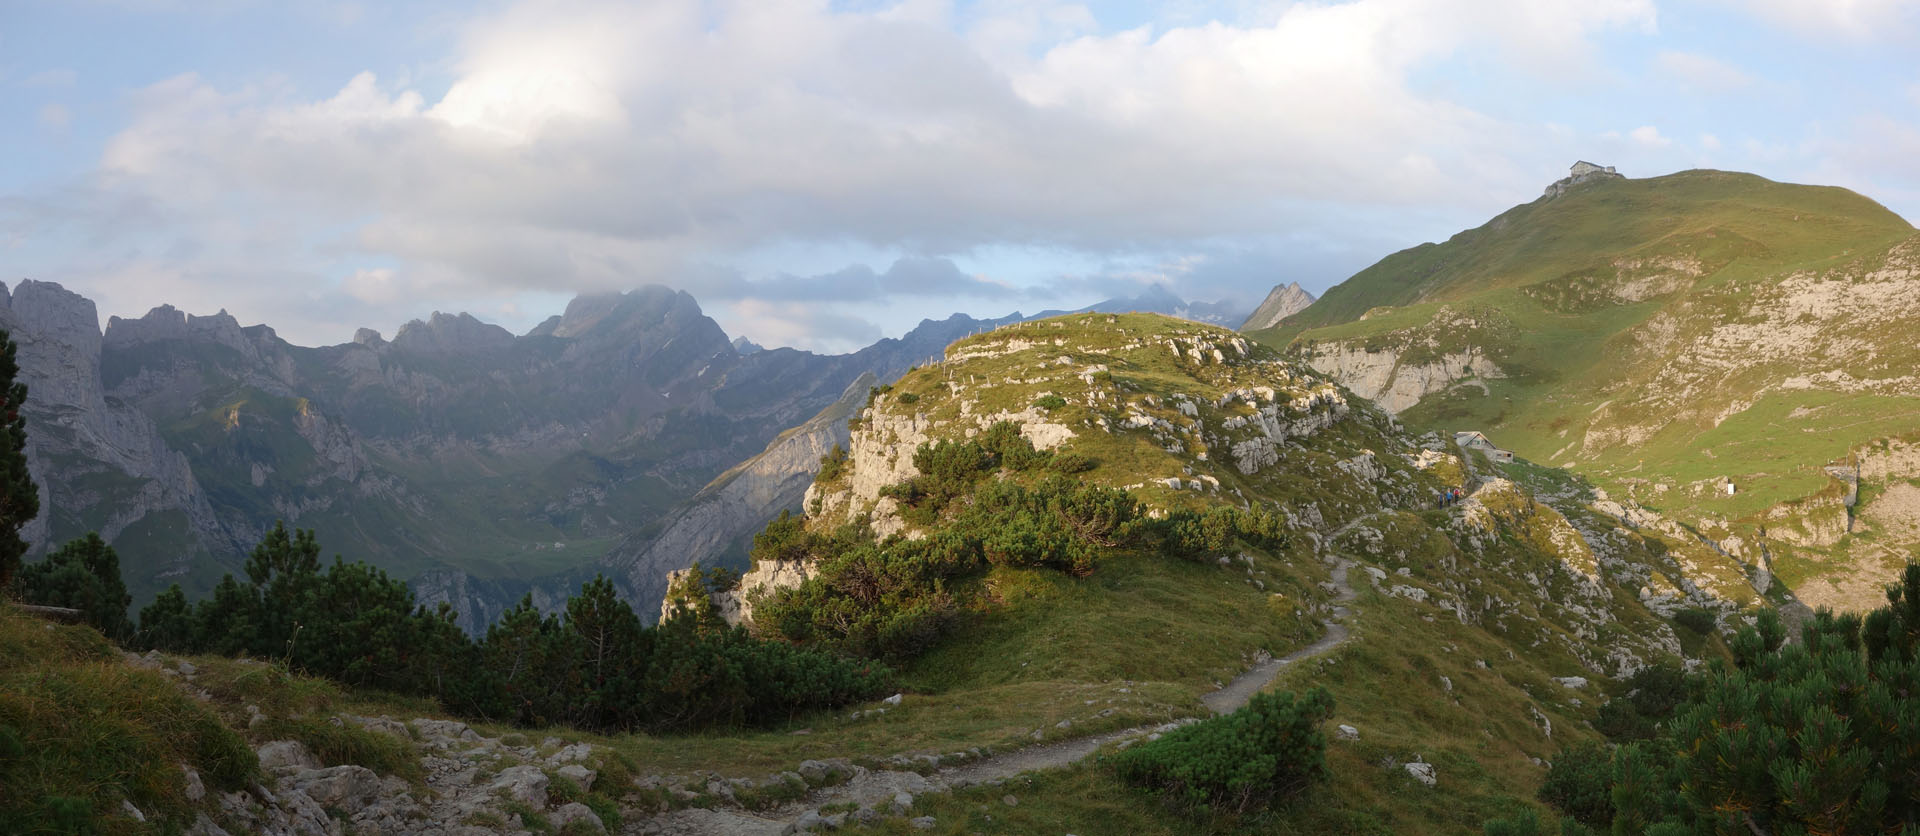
(1723, 0, 1916, 39)
(1629, 125, 1672, 147)
(59, 0, 1658, 344)
(1700, 133, 1722, 151)
(1654, 50, 1753, 92)
(341, 267, 402, 304)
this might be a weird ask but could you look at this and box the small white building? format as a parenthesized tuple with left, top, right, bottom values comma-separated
(1453, 430, 1515, 463)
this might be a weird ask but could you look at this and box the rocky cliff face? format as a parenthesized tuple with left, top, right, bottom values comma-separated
(1302, 344, 1504, 414)
(0, 281, 231, 577)
(1239, 281, 1317, 331)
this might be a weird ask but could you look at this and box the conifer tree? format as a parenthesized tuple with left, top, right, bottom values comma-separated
(137, 584, 196, 652)
(564, 575, 645, 729)
(0, 329, 36, 592)
(17, 532, 132, 641)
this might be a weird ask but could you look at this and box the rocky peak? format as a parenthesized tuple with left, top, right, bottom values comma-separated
(732, 336, 764, 355)
(4, 281, 106, 403)
(352, 328, 385, 347)
(553, 286, 697, 340)
(391, 311, 515, 355)
(1239, 282, 1318, 331)
(1544, 160, 1624, 199)
(104, 305, 258, 361)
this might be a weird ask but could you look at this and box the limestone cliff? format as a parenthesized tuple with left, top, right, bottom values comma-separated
(0, 281, 232, 579)
(1302, 344, 1504, 414)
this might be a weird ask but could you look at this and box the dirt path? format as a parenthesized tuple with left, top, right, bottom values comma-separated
(1202, 557, 1355, 715)
(650, 543, 1366, 832)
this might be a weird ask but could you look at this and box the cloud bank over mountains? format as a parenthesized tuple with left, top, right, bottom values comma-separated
(6, 0, 1919, 350)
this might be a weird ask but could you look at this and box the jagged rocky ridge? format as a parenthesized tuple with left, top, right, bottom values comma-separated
(4, 278, 1024, 626)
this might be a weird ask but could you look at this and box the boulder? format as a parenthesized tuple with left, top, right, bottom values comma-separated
(286, 765, 383, 814)
(552, 802, 605, 832)
(547, 742, 593, 764)
(1404, 761, 1437, 787)
(489, 764, 550, 807)
(256, 740, 320, 774)
(557, 763, 597, 790)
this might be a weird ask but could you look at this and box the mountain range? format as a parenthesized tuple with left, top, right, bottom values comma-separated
(0, 279, 1247, 630)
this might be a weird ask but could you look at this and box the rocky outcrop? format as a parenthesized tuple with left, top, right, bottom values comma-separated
(1239, 282, 1317, 331)
(1543, 160, 1623, 199)
(1303, 345, 1504, 414)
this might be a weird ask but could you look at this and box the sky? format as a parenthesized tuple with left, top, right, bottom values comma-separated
(4, 0, 1920, 352)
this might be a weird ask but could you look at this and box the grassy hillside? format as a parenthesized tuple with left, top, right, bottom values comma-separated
(1258, 169, 1920, 612)
(1279, 169, 1910, 332)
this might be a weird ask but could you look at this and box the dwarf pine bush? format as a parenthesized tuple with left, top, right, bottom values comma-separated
(1111, 687, 1334, 814)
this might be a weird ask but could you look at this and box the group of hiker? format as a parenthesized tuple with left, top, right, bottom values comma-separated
(1438, 486, 1466, 507)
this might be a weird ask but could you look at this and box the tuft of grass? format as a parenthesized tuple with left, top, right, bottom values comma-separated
(501, 799, 552, 833)
(254, 715, 423, 785)
(0, 605, 260, 834)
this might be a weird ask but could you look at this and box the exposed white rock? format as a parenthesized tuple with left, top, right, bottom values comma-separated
(1404, 761, 1437, 787)
(1304, 345, 1503, 415)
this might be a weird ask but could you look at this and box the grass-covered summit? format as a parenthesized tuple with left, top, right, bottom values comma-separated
(1258, 168, 1920, 613)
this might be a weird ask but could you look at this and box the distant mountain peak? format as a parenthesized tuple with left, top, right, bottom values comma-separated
(392, 310, 515, 354)
(1238, 281, 1317, 331)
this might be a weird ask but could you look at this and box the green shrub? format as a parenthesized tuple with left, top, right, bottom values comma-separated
(1538, 741, 1612, 828)
(1482, 808, 1543, 836)
(1034, 394, 1067, 411)
(1593, 661, 1690, 742)
(896, 392, 919, 404)
(1047, 452, 1097, 474)
(816, 444, 850, 484)
(1672, 607, 1715, 635)
(1613, 567, 1920, 834)
(1111, 688, 1333, 814)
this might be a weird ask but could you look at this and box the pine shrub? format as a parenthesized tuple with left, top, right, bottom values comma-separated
(1111, 688, 1334, 814)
